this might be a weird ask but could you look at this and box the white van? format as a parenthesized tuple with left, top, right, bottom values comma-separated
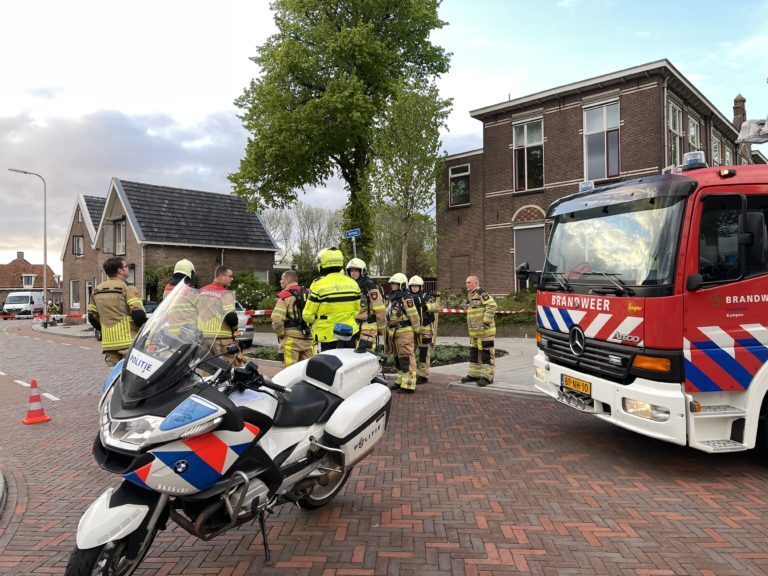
(2, 291, 45, 317)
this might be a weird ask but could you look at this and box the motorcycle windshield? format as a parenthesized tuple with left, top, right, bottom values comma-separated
(121, 283, 235, 403)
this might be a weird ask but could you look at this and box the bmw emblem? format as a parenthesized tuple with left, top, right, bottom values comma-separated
(173, 460, 189, 474)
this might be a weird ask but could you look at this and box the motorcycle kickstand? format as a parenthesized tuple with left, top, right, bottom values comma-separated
(258, 509, 272, 566)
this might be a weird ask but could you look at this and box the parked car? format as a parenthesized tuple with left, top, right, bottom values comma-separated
(2, 291, 44, 317)
(234, 301, 254, 346)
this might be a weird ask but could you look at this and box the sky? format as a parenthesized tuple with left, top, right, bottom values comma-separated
(1, 0, 767, 276)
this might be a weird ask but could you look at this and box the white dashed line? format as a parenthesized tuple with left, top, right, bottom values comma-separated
(42, 392, 60, 401)
(0, 371, 5, 376)
(46, 340, 55, 343)
(61, 342, 71, 346)
(14, 379, 30, 387)
(79, 346, 91, 350)
(32, 337, 41, 340)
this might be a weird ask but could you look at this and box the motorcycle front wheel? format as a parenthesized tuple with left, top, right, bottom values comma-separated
(64, 530, 157, 576)
(297, 467, 352, 510)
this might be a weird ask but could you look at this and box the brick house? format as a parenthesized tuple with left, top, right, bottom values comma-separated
(61, 178, 278, 314)
(0, 251, 60, 310)
(438, 59, 757, 295)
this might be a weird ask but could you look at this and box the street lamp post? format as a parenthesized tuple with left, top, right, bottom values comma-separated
(8, 168, 48, 328)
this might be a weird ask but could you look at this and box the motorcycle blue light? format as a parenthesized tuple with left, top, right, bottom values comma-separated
(103, 359, 124, 392)
(160, 395, 220, 431)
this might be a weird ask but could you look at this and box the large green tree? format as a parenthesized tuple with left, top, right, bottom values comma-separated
(367, 79, 450, 272)
(230, 0, 450, 263)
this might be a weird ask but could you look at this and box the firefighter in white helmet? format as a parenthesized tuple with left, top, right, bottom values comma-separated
(408, 275, 436, 383)
(346, 258, 386, 353)
(385, 273, 420, 392)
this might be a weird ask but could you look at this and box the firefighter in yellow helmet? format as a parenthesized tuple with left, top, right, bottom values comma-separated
(88, 256, 147, 367)
(408, 275, 436, 384)
(462, 275, 497, 386)
(346, 258, 386, 353)
(163, 259, 198, 336)
(385, 273, 420, 392)
(302, 247, 361, 351)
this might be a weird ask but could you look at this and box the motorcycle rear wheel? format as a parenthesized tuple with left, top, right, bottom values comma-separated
(297, 467, 352, 510)
(64, 531, 157, 576)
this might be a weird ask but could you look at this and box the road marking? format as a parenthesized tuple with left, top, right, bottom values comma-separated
(33, 337, 41, 340)
(46, 340, 55, 343)
(79, 346, 91, 350)
(61, 342, 71, 346)
(42, 392, 60, 401)
(0, 371, 5, 376)
(14, 379, 30, 387)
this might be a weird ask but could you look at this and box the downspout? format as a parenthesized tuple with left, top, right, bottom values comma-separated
(140, 243, 145, 300)
(221, 248, 224, 266)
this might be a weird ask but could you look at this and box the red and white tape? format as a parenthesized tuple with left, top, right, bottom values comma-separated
(243, 308, 530, 316)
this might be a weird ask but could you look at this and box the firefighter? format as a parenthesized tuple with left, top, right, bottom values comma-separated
(386, 273, 421, 392)
(346, 258, 386, 353)
(199, 265, 242, 365)
(408, 275, 436, 384)
(302, 247, 361, 351)
(462, 275, 497, 387)
(271, 269, 314, 366)
(88, 256, 147, 367)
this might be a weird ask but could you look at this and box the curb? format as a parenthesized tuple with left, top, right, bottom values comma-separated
(0, 469, 6, 517)
(447, 379, 546, 399)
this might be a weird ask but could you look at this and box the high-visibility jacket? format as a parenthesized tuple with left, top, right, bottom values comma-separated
(272, 283, 311, 340)
(386, 290, 421, 333)
(89, 277, 145, 352)
(198, 282, 236, 340)
(163, 282, 198, 336)
(356, 277, 386, 336)
(303, 272, 361, 343)
(466, 287, 497, 338)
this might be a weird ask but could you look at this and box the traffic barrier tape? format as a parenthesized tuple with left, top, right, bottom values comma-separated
(242, 308, 531, 316)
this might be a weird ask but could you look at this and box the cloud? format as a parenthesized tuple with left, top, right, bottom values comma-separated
(0, 109, 349, 274)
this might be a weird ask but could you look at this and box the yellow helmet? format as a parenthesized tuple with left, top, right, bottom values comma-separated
(408, 275, 424, 287)
(388, 272, 408, 289)
(173, 259, 195, 278)
(345, 258, 367, 275)
(315, 247, 344, 273)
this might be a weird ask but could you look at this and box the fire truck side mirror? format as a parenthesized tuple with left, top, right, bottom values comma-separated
(686, 274, 703, 291)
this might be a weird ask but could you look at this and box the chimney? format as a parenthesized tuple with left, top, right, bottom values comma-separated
(733, 94, 747, 131)
(16, 251, 24, 260)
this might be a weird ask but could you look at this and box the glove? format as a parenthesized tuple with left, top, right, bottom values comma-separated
(224, 311, 238, 329)
(131, 309, 148, 328)
(87, 313, 101, 331)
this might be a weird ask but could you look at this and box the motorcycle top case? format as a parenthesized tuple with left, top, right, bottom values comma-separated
(324, 384, 391, 467)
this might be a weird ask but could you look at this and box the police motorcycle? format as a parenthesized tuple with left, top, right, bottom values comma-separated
(65, 284, 391, 575)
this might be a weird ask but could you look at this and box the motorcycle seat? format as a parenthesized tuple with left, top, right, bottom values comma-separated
(305, 354, 343, 387)
(273, 382, 343, 427)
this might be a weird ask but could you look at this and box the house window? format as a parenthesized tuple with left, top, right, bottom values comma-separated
(513, 119, 544, 191)
(688, 116, 700, 151)
(22, 274, 35, 289)
(711, 134, 721, 166)
(584, 102, 620, 181)
(669, 103, 683, 166)
(449, 164, 470, 207)
(115, 221, 126, 255)
(73, 235, 84, 256)
(725, 147, 733, 166)
(77, 209, 82, 223)
(70, 280, 81, 309)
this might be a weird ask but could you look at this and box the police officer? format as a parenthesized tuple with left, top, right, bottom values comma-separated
(199, 265, 242, 365)
(88, 256, 147, 367)
(271, 269, 314, 366)
(408, 275, 436, 384)
(386, 273, 421, 392)
(346, 258, 386, 353)
(303, 247, 361, 351)
(461, 275, 497, 387)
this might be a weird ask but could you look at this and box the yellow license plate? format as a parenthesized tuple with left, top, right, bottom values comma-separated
(562, 375, 591, 396)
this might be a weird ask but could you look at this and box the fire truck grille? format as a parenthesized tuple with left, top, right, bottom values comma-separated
(540, 330, 634, 383)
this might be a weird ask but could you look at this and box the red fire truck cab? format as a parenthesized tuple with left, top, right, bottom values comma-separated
(532, 158, 768, 452)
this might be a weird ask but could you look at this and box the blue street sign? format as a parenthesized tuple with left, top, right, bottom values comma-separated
(344, 228, 361, 238)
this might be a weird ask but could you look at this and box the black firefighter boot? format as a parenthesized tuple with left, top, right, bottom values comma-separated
(460, 375, 479, 383)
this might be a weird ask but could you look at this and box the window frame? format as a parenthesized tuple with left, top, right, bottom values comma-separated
(448, 164, 471, 207)
(22, 274, 35, 289)
(725, 147, 733, 166)
(711, 131, 721, 166)
(70, 279, 81, 309)
(513, 118, 544, 192)
(688, 115, 701, 151)
(72, 235, 85, 256)
(115, 221, 126, 255)
(669, 102, 683, 166)
(583, 101, 620, 181)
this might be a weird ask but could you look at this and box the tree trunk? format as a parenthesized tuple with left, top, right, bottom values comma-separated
(400, 229, 409, 273)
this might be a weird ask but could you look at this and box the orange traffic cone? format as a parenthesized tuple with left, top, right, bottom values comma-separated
(22, 379, 51, 425)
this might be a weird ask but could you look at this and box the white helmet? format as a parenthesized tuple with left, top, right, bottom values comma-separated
(408, 275, 424, 287)
(389, 272, 408, 289)
(345, 258, 367, 275)
(173, 259, 195, 278)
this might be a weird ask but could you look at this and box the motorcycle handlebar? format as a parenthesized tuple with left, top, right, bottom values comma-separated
(242, 361, 289, 394)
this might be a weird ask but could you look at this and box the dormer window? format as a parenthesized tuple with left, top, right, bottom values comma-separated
(22, 274, 35, 289)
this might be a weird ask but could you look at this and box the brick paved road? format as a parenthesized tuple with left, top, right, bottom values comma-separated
(2, 332, 768, 575)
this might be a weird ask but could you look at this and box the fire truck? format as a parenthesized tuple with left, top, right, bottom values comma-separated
(525, 151, 768, 453)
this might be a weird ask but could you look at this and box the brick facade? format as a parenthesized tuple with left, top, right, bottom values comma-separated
(61, 204, 101, 315)
(438, 60, 750, 295)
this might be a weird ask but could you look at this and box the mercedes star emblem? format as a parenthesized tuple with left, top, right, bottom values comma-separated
(569, 325, 586, 356)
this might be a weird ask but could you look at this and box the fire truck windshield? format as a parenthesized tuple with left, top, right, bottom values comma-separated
(542, 194, 686, 291)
